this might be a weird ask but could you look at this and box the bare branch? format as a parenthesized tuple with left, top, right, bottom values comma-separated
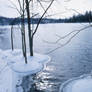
(32, 0, 55, 37)
(37, 0, 46, 12)
(8, 0, 21, 15)
(44, 11, 67, 18)
(31, 13, 39, 17)
(17, 0, 23, 12)
(45, 25, 91, 54)
(7, 5, 18, 10)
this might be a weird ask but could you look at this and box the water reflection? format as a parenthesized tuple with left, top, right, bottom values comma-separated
(0, 27, 11, 50)
(0, 24, 92, 92)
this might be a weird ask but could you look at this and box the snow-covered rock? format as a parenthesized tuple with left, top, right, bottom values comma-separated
(59, 74, 92, 92)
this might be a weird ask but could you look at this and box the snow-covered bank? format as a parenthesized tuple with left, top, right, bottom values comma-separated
(0, 60, 12, 92)
(59, 74, 92, 92)
(0, 49, 50, 92)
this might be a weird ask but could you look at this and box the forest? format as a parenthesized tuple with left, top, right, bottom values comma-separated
(0, 11, 92, 25)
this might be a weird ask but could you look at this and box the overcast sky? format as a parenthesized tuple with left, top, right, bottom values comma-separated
(0, 0, 92, 18)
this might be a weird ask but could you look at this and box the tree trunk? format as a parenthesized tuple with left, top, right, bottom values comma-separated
(30, 38, 33, 56)
(11, 25, 14, 51)
(20, 0, 27, 63)
(25, 0, 33, 56)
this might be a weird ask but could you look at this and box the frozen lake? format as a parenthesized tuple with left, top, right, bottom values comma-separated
(0, 23, 92, 92)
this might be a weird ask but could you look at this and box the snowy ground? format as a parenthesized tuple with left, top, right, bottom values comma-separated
(59, 74, 92, 92)
(0, 59, 13, 92)
(0, 49, 50, 92)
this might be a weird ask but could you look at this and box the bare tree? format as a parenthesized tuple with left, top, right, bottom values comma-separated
(10, 17, 20, 51)
(20, 0, 27, 63)
(25, 0, 55, 56)
(9, 0, 55, 63)
(11, 25, 14, 51)
(7, 0, 92, 64)
(9, 0, 27, 63)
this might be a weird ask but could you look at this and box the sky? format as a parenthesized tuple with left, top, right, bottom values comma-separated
(0, 0, 92, 18)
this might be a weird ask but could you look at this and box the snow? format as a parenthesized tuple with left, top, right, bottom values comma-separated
(59, 75, 92, 92)
(6, 50, 50, 76)
(72, 76, 92, 92)
(0, 59, 13, 92)
(0, 49, 50, 92)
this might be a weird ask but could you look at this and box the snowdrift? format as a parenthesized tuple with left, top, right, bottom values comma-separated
(59, 74, 92, 92)
(0, 49, 50, 92)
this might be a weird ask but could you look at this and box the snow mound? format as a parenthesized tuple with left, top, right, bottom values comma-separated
(1, 49, 51, 76)
(59, 75, 92, 92)
(0, 49, 51, 92)
(10, 61, 42, 73)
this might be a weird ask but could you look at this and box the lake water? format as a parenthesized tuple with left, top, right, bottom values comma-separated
(0, 23, 92, 92)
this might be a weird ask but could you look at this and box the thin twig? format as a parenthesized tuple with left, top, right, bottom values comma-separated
(45, 25, 91, 54)
(32, 0, 55, 37)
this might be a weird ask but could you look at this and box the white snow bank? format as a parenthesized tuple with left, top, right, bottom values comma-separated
(0, 59, 23, 92)
(0, 49, 50, 92)
(59, 75, 92, 92)
(0, 59, 13, 92)
(0, 49, 50, 76)
(4, 50, 50, 76)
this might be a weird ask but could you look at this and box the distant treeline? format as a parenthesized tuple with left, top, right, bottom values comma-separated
(0, 16, 64, 25)
(65, 11, 92, 23)
(0, 11, 92, 25)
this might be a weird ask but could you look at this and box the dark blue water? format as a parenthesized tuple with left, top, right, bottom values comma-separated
(0, 23, 92, 92)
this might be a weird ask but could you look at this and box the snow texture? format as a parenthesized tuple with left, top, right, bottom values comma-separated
(7, 50, 50, 76)
(59, 74, 92, 92)
(0, 49, 50, 92)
